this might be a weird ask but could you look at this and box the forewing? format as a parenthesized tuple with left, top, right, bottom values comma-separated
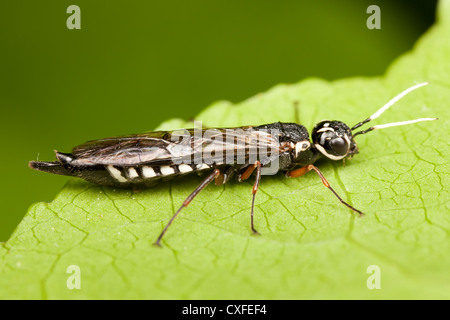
(71, 127, 281, 166)
(72, 131, 175, 166)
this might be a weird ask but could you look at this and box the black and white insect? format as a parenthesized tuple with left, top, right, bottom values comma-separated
(30, 83, 437, 246)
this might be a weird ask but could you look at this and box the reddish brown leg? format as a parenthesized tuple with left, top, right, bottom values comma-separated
(154, 169, 221, 247)
(287, 164, 364, 216)
(239, 161, 262, 234)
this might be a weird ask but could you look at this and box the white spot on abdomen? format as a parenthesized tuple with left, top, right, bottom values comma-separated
(178, 164, 193, 173)
(127, 167, 139, 179)
(160, 165, 175, 176)
(142, 166, 157, 178)
(107, 165, 127, 183)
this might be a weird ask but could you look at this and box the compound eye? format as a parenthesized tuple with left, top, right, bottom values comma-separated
(330, 137, 349, 156)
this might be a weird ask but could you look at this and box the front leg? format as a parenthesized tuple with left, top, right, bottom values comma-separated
(286, 164, 364, 216)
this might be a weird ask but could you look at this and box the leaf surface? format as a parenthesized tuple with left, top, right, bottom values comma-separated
(1, 1, 449, 299)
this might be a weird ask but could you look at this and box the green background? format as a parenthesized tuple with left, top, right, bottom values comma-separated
(0, 0, 437, 241)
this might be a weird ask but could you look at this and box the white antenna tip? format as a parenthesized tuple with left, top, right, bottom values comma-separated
(369, 82, 431, 121)
(372, 117, 438, 130)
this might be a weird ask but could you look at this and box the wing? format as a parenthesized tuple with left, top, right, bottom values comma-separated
(72, 131, 176, 166)
(70, 126, 283, 167)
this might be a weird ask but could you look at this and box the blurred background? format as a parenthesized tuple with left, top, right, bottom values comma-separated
(0, 0, 437, 240)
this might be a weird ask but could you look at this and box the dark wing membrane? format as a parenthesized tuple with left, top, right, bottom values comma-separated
(70, 127, 282, 166)
(71, 131, 174, 166)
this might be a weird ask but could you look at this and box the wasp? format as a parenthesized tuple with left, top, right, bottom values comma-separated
(29, 83, 437, 246)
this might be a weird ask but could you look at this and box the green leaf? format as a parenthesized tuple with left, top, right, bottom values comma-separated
(1, 1, 449, 299)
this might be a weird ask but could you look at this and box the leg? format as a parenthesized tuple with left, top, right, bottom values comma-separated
(286, 164, 364, 216)
(238, 161, 262, 234)
(154, 169, 221, 246)
(214, 166, 234, 186)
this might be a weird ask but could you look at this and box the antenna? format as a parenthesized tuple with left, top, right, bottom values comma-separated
(351, 82, 430, 131)
(353, 117, 438, 137)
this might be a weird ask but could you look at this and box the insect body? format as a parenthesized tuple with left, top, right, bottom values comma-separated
(29, 83, 437, 246)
